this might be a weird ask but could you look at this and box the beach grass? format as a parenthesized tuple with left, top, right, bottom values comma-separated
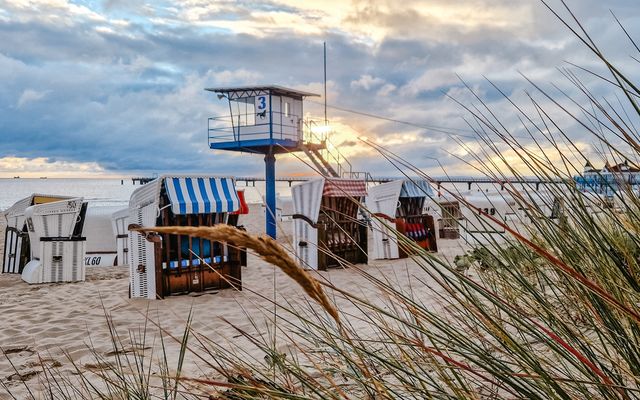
(6, 1, 640, 398)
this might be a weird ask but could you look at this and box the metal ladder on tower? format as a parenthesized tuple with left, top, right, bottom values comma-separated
(300, 141, 339, 178)
(301, 120, 372, 181)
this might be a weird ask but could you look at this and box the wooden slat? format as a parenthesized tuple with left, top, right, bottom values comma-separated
(187, 214, 193, 292)
(198, 213, 204, 292)
(163, 207, 171, 295)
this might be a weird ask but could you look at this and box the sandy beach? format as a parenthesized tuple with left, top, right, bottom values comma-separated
(0, 204, 469, 398)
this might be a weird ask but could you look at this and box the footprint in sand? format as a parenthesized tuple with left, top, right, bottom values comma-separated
(24, 358, 63, 368)
(6, 370, 40, 382)
(1, 345, 34, 355)
(83, 361, 115, 371)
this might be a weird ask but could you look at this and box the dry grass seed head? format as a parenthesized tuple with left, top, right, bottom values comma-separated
(131, 225, 339, 323)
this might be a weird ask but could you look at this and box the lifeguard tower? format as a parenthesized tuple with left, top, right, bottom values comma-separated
(207, 85, 331, 239)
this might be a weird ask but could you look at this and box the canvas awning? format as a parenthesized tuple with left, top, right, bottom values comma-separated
(400, 180, 433, 198)
(323, 179, 367, 197)
(164, 177, 239, 214)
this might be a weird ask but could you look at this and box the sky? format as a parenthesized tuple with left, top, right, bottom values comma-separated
(1, 0, 640, 178)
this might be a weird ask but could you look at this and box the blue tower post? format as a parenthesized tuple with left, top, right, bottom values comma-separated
(264, 152, 277, 238)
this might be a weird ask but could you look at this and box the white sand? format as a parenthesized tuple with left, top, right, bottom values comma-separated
(0, 204, 469, 398)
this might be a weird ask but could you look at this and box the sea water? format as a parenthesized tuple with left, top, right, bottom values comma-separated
(0, 178, 540, 211)
(0, 178, 296, 210)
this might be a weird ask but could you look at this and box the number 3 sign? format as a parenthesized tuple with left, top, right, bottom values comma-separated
(255, 95, 270, 119)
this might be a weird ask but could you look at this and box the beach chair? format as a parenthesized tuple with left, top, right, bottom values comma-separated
(82, 206, 120, 267)
(292, 178, 368, 270)
(111, 208, 130, 267)
(438, 199, 462, 239)
(367, 179, 438, 260)
(127, 175, 245, 299)
(460, 193, 511, 246)
(21, 198, 88, 284)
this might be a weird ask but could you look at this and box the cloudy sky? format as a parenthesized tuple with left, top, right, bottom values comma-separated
(1, 0, 639, 178)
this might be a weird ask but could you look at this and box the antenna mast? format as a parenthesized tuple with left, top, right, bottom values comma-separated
(323, 41, 327, 126)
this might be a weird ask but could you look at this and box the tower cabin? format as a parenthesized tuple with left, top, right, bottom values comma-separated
(206, 85, 322, 238)
(207, 85, 318, 153)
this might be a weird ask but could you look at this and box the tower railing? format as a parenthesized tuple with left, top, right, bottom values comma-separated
(208, 111, 302, 146)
